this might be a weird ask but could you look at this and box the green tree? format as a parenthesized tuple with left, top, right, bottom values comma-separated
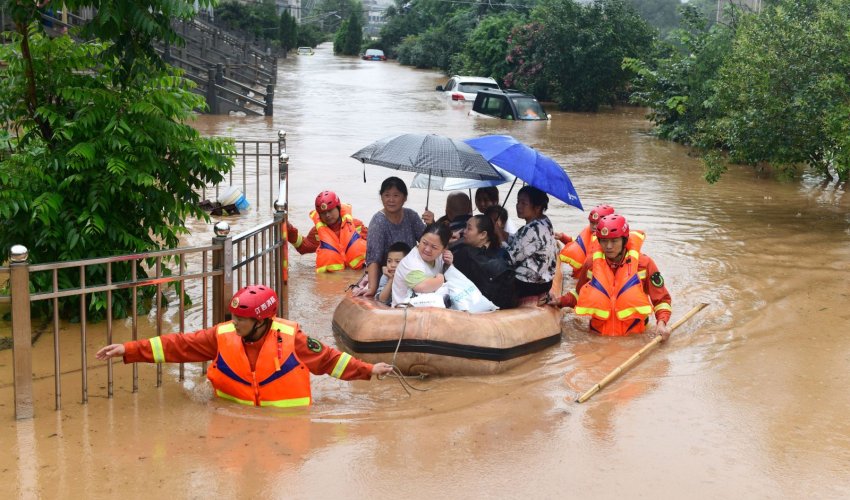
(335, 8, 364, 55)
(298, 24, 325, 48)
(624, 4, 735, 143)
(449, 13, 526, 83)
(0, 2, 234, 318)
(700, 0, 850, 182)
(279, 10, 299, 53)
(314, 0, 359, 34)
(333, 19, 349, 53)
(396, 10, 476, 70)
(216, 0, 279, 41)
(506, 0, 655, 111)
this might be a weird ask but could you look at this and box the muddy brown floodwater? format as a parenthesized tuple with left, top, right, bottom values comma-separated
(2, 43, 849, 498)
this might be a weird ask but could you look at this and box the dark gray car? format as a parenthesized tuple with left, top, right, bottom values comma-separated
(471, 90, 549, 121)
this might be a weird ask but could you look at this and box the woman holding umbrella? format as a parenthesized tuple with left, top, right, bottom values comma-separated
(355, 177, 426, 297)
(506, 186, 559, 303)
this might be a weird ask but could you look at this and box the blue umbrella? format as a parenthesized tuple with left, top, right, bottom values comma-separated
(464, 135, 583, 210)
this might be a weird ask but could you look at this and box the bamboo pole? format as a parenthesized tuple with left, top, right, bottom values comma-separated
(575, 303, 709, 404)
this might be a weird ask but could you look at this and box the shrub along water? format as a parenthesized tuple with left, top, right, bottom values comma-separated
(0, 1, 235, 320)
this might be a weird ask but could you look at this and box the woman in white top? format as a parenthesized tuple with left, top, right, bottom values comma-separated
(391, 223, 454, 306)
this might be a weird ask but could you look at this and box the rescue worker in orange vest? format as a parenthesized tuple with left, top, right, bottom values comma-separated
(95, 285, 393, 407)
(546, 214, 673, 340)
(286, 191, 369, 273)
(556, 204, 615, 278)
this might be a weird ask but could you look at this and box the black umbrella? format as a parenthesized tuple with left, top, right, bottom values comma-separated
(351, 133, 503, 209)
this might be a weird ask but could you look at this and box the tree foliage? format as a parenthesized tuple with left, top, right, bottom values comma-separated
(339, 3, 363, 56)
(702, 0, 850, 182)
(297, 24, 325, 48)
(449, 13, 525, 83)
(397, 10, 476, 70)
(279, 10, 299, 53)
(0, 2, 235, 319)
(624, 4, 734, 143)
(313, 0, 361, 34)
(215, 0, 279, 42)
(628, 0, 850, 182)
(506, 0, 655, 111)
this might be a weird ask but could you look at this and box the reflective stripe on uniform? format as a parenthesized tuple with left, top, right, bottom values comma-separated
(217, 322, 236, 334)
(575, 306, 610, 319)
(317, 263, 345, 273)
(150, 336, 166, 363)
(654, 302, 672, 313)
(569, 289, 579, 300)
(330, 352, 352, 379)
(638, 270, 647, 280)
(560, 255, 583, 269)
(616, 305, 653, 320)
(293, 234, 303, 248)
(271, 320, 295, 336)
(259, 396, 312, 408)
(215, 389, 254, 406)
(348, 255, 364, 269)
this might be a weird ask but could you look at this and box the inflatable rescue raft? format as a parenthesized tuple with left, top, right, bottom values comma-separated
(332, 295, 565, 376)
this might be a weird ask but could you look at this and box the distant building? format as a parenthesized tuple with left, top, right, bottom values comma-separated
(363, 0, 386, 37)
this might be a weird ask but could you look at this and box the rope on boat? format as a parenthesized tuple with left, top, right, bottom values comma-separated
(378, 305, 430, 396)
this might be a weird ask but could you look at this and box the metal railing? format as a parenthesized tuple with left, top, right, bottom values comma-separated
(2, 132, 292, 420)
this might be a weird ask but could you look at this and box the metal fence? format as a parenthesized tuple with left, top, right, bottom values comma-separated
(1, 132, 292, 420)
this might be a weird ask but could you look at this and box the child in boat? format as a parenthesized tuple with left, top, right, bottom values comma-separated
(391, 223, 454, 306)
(475, 187, 518, 235)
(376, 241, 411, 305)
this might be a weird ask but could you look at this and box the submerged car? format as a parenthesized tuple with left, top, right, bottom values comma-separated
(296, 47, 314, 55)
(436, 75, 500, 102)
(362, 49, 386, 61)
(470, 89, 550, 121)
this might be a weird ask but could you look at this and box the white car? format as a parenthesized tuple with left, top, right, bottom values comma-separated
(436, 75, 500, 102)
(296, 47, 314, 55)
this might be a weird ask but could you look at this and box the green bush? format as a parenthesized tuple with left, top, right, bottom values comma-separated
(0, 5, 234, 320)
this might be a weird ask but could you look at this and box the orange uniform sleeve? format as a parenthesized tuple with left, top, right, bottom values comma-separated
(293, 330, 373, 380)
(287, 222, 321, 255)
(353, 218, 368, 240)
(641, 255, 672, 324)
(122, 326, 219, 364)
(558, 260, 590, 308)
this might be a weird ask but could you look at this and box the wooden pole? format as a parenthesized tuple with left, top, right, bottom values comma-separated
(575, 303, 709, 403)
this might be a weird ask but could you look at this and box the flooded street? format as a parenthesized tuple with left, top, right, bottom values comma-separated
(2, 43, 850, 498)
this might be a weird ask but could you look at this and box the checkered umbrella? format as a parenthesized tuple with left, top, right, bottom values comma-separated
(351, 133, 503, 181)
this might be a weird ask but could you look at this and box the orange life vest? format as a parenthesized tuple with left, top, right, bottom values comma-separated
(559, 226, 595, 277)
(574, 236, 653, 336)
(206, 318, 312, 407)
(310, 203, 367, 273)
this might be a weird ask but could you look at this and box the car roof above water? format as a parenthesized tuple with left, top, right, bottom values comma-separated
(452, 75, 498, 84)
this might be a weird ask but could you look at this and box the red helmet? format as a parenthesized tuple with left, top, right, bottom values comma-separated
(315, 191, 340, 213)
(588, 204, 615, 223)
(229, 285, 278, 320)
(595, 214, 629, 240)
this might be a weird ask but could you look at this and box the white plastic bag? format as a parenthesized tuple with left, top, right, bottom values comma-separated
(399, 284, 449, 309)
(444, 266, 498, 313)
(399, 288, 448, 308)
